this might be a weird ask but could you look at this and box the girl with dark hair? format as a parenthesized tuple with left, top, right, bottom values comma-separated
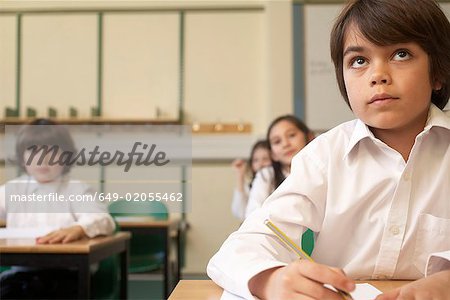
(244, 115, 313, 218)
(231, 140, 271, 221)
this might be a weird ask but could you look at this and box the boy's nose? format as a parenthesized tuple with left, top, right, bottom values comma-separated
(370, 66, 392, 86)
(41, 153, 53, 165)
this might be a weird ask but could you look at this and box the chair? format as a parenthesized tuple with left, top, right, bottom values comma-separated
(92, 255, 120, 300)
(301, 229, 315, 256)
(108, 200, 169, 273)
(91, 218, 121, 300)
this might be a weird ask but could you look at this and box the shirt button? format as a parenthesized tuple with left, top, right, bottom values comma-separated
(390, 225, 400, 235)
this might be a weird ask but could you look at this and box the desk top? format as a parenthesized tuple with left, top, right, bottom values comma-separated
(168, 280, 412, 300)
(0, 231, 130, 254)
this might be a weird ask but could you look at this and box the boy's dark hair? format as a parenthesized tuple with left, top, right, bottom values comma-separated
(330, 0, 450, 110)
(266, 115, 311, 188)
(16, 118, 77, 174)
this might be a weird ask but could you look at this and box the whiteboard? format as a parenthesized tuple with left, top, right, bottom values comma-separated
(305, 4, 353, 131)
(304, 2, 450, 131)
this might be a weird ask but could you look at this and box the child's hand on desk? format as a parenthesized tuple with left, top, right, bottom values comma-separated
(248, 259, 355, 300)
(376, 270, 450, 300)
(36, 225, 88, 244)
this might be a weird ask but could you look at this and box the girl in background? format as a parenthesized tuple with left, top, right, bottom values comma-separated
(244, 115, 313, 218)
(231, 140, 271, 221)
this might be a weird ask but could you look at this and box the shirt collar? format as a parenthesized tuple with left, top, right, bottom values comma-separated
(343, 104, 450, 158)
(343, 119, 375, 158)
(24, 174, 67, 193)
(424, 103, 450, 131)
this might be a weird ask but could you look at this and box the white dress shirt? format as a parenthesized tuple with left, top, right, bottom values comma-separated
(231, 186, 250, 221)
(244, 167, 275, 219)
(0, 174, 115, 237)
(207, 105, 450, 299)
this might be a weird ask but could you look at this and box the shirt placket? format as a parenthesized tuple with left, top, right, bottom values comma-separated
(372, 153, 413, 279)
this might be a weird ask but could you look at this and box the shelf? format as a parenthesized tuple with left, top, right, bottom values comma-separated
(1, 118, 181, 125)
(0, 118, 182, 133)
(1, 120, 252, 135)
(191, 123, 251, 134)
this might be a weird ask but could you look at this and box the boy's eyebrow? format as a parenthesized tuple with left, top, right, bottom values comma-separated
(343, 46, 364, 57)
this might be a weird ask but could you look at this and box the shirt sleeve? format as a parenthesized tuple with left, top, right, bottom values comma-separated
(0, 184, 5, 220)
(71, 185, 116, 238)
(244, 169, 273, 218)
(231, 188, 248, 221)
(425, 251, 450, 276)
(207, 149, 328, 298)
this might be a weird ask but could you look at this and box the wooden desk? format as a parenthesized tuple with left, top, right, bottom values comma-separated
(168, 279, 412, 300)
(117, 217, 182, 299)
(0, 232, 130, 299)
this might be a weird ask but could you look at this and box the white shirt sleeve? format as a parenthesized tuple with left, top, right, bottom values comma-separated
(244, 168, 274, 218)
(231, 188, 248, 221)
(71, 185, 116, 237)
(208, 154, 326, 298)
(0, 184, 5, 220)
(426, 251, 450, 276)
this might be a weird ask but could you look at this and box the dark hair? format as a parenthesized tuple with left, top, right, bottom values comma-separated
(330, 0, 450, 109)
(247, 140, 270, 185)
(266, 115, 311, 188)
(16, 118, 77, 174)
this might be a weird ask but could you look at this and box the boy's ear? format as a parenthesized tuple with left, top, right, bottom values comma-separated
(307, 132, 316, 143)
(433, 80, 442, 91)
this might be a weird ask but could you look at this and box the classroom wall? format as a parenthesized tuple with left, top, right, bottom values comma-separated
(1, 0, 449, 275)
(0, 1, 293, 135)
(0, 0, 293, 274)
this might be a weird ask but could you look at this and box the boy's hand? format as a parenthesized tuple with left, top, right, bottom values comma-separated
(249, 259, 355, 300)
(376, 270, 450, 300)
(36, 225, 88, 244)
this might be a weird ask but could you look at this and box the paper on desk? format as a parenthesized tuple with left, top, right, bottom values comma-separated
(220, 290, 252, 300)
(220, 283, 382, 300)
(351, 283, 382, 299)
(0, 227, 55, 239)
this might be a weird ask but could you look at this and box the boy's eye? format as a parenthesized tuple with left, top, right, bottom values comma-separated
(350, 57, 367, 68)
(393, 50, 410, 61)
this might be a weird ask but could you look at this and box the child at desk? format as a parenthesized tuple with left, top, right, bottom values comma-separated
(231, 140, 271, 221)
(207, 0, 450, 299)
(0, 119, 115, 299)
(244, 115, 313, 218)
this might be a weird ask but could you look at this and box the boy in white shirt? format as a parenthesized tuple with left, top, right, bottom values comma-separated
(0, 119, 115, 298)
(207, 0, 450, 299)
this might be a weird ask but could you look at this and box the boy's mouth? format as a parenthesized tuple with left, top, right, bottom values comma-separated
(369, 93, 399, 104)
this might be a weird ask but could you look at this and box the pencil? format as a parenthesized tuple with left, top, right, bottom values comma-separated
(264, 219, 354, 300)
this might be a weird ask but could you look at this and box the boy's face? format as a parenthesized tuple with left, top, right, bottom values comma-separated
(23, 148, 65, 183)
(342, 25, 441, 135)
